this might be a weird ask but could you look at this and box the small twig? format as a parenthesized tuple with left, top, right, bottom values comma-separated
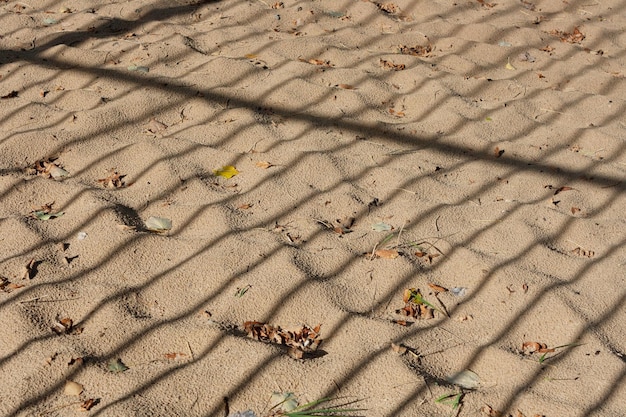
(187, 341, 195, 361)
(396, 221, 407, 247)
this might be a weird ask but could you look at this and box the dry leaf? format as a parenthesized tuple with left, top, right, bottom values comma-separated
(271, 2, 284, 9)
(52, 317, 74, 335)
(213, 165, 239, 179)
(428, 283, 448, 293)
(80, 398, 98, 411)
(64, 380, 84, 396)
(522, 341, 553, 355)
(238, 203, 253, 210)
(481, 404, 502, 417)
(97, 171, 127, 188)
(553, 186, 573, 195)
(550, 27, 585, 44)
(0, 276, 24, 293)
(571, 247, 594, 258)
(399, 44, 432, 57)
(522, 283, 529, 293)
(379, 59, 405, 71)
(392, 319, 410, 326)
(243, 321, 322, 354)
(255, 161, 273, 169)
(22, 258, 37, 280)
(378, 3, 399, 14)
(477, 0, 496, 7)
(494, 147, 504, 157)
(299, 58, 332, 67)
(570, 206, 581, 214)
(164, 352, 187, 360)
(336, 83, 356, 90)
(391, 343, 407, 354)
(375, 249, 399, 259)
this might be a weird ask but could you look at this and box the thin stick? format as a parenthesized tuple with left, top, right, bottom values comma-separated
(396, 221, 407, 247)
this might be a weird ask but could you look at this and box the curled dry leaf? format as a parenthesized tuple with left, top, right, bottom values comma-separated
(481, 404, 502, 417)
(0, 276, 25, 293)
(98, 171, 127, 188)
(80, 398, 99, 411)
(375, 249, 399, 259)
(22, 258, 37, 280)
(428, 283, 448, 293)
(571, 247, 594, 258)
(379, 59, 405, 71)
(30, 158, 69, 179)
(298, 58, 332, 67)
(255, 161, 273, 169)
(522, 341, 554, 354)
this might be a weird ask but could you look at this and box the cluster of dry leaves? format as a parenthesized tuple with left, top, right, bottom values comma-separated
(28, 157, 69, 179)
(399, 44, 432, 57)
(394, 288, 436, 323)
(549, 27, 585, 44)
(243, 321, 322, 359)
(97, 170, 127, 188)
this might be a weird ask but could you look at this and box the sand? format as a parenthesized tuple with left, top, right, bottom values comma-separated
(1, 0, 625, 416)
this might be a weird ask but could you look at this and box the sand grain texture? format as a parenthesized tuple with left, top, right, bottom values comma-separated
(1, 0, 625, 416)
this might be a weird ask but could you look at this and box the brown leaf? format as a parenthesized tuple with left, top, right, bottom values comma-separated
(494, 146, 504, 158)
(522, 283, 529, 293)
(550, 27, 585, 44)
(271, 1, 284, 8)
(571, 247, 594, 258)
(379, 59, 405, 71)
(97, 171, 127, 188)
(553, 186, 573, 195)
(1, 276, 25, 293)
(336, 83, 356, 90)
(255, 161, 274, 169)
(399, 44, 432, 57)
(22, 258, 37, 280)
(378, 3, 399, 14)
(522, 341, 547, 354)
(80, 398, 99, 411)
(428, 283, 448, 293)
(375, 249, 399, 259)
(52, 317, 74, 335)
(481, 404, 502, 417)
(477, 0, 496, 8)
(402, 288, 413, 303)
(164, 352, 186, 360)
(570, 206, 580, 214)
(414, 250, 427, 257)
(392, 319, 410, 326)
(238, 203, 253, 210)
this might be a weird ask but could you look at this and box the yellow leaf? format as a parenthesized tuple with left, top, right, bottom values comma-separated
(505, 59, 516, 70)
(244, 53, 258, 59)
(213, 165, 239, 179)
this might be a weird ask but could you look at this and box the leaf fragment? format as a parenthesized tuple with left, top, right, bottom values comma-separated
(107, 358, 129, 373)
(97, 171, 127, 188)
(64, 380, 83, 396)
(213, 165, 239, 179)
(379, 59, 405, 71)
(399, 44, 432, 57)
(447, 369, 480, 389)
(375, 249, 399, 259)
(336, 83, 356, 90)
(427, 282, 448, 293)
(481, 404, 502, 417)
(80, 398, 99, 411)
(391, 342, 407, 354)
(255, 161, 274, 169)
(144, 216, 172, 233)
